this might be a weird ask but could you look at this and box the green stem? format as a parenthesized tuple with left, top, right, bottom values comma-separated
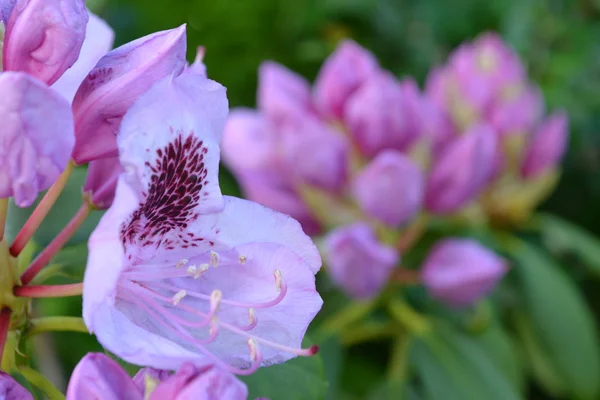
(388, 298, 431, 336)
(25, 317, 88, 338)
(340, 321, 397, 346)
(387, 334, 411, 382)
(19, 366, 65, 400)
(318, 298, 378, 338)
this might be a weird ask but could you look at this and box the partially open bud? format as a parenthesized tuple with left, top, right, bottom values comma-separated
(83, 156, 121, 209)
(425, 124, 497, 214)
(489, 84, 544, 138)
(344, 71, 414, 157)
(3, 0, 88, 85)
(421, 238, 508, 307)
(71, 25, 187, 163)
(313, 40, 379, 119)
(258, 61, 313, 123)
(0, 72, 74, 207)
(324, 223, 399, 299)
(352, 150, 424, 226)
(520, 111, 568, 179)
(0, 372, 33, 400)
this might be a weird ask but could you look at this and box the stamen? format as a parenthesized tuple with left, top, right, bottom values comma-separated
(210, 290, 222, 313)
(172, 289, 187, 305)
(209, 251, 220, 267)
(122, 269, 191, 281)
(237, 308, 258, 331)
(274, 270, 283, 292)
(239, 255, 247, 264)
(226, 339, 263, 376)
(176, 258, 189, 268)
(194, 263, 210, 279)
(186, 265, 197, 276)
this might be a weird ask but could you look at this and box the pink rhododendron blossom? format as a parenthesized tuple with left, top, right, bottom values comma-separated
(2, 0, 88, 85)
(521, 111, 569, 179)
(352, 150, 424, 226)
(52, 11, 115, 102)
(83, 156, 121, 209)
(83, 72, 322, 373)
(324, 223, 399, 299)
(0, 371, 33, 400)
(488, 84, 544, 137)
(72, 24, 187, 164)
(313, 40, 379, 119)
(421, 239, 508, 307)
(67, 353, 248, 400)
(0, 71, 74, 206)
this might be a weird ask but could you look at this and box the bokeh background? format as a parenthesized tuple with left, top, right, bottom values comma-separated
(14, 0, 600, 398)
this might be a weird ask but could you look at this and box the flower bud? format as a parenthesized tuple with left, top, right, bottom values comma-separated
(421, 239, 508, 307)
(344, 71, 413, 157)
(281, 117, 349, 191)
(352, 150, 424, 226)
(520, 111, 568, 179)
(324, 223, 399, 299)
(258, 61, 313, 123)
(313, 40, 379, 119)
(0, 72, 74, 207)
(0, 371, 33, 400)
(3, 0, 88, 85)
(51, 11, 115, 102)
(419, 97, 457, 157)
(489, 84, 543, 137)
(71, 25, 187, 164)
(425, 123, 497, 214)
(83, 156, 121, 209)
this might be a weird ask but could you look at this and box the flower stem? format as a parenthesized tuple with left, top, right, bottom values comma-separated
(0, 308, 11, 359)
(14, 283, 83, 298)
(10, 161, 75, 257)
(318, 298, 378, 338)
(25, 316, 88, 338)
(19, 366, 65, 400)
(21, 203, 91, 286)
(0, 199, 8, 241)
(387, 298, 431, 336)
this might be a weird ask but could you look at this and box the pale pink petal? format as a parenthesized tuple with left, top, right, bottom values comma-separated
(72, 25, 187, 163)
(0, 371, 33, 400)
(3, 0, 88, 85)
(0, 72, 74, 207)
(163, 366, 248, 400)
(184, 46, 207, 77)
(66, 353, 143, 400)
(52, 11, 114, 102)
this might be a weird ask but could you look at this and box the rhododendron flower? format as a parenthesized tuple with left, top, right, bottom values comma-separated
(83, 72, 322, 373)
(67, 353, 248, 400)
(0, 71, 74, 206)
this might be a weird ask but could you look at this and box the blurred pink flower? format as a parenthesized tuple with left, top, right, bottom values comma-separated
(2, 0, 88, 85)
(488, 84, 544, 137)
(425, 123, 498, 213)
(313, 40, 379, 119)
(0, 71, 74, 206)
(521, 111, 569, 179)
(83, 72, 321, 373)
(352, 150, 424, 226)
(421, 238, 508, 307)
(324, 223, 399, 299)
(0, 371, 33, 400)
(71, 25, 187, 164)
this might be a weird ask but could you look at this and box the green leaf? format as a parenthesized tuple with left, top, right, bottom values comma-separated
(512, 240, 600, 399)
(409, 324, 521, 400)
(537, 212, 600, 275)
(241, 340, 328, 400)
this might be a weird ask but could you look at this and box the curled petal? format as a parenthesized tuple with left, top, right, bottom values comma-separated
(52, 11, 114, 102)
(0, 72, 74, 207)
(72, 25, 187, 163)
(3, 0, 88, 85)
(66, 353, 143, 400)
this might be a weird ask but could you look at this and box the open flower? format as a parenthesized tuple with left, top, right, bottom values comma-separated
(83, 72, 322, 373)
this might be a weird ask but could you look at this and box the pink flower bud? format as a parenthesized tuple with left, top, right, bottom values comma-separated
(344, 71, 413, 157)
(313, 40, 379, 119)
(521, 111, 568, 179)
(425, 124, 497, 214)
(0, 72, 74, 207)
(419, 97, 457, 157)
(83, 156, 121, 209)
(489, 84, 544, 137)
(0, 371, 33, 400)
(3, 0, 88, 85)
(421, 239, 508, 307)
(71, 25, 187, 164)
(352, 150, 424, 226)
(258, 61, 313, 123)
(324, 223, 399, 299)
(281, 117, 349, 191)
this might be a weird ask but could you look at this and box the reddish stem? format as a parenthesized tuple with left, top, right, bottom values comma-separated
(10, 162, 75, 257)
(14, 283, 83, 298)
(21, 203, 91, 286)
(0, 308, 11, 358)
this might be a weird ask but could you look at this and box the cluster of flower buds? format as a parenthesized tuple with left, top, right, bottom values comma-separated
(223, 33, 565, 305)
(0, 1, 323, 398)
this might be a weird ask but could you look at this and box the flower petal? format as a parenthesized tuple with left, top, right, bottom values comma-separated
(0, 72, 74, 207)
(0, 371, 33, 400)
